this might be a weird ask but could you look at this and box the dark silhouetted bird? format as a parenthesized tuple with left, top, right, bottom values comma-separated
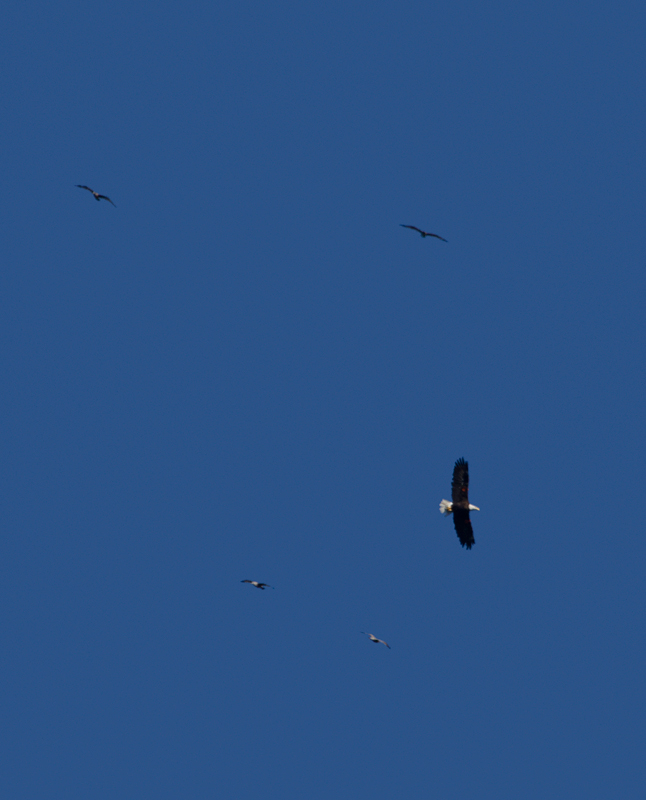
(76, 185, 116, 206)
(400, 224, 446, 241)
(440, 458, 480, 549)
(361, 632, 391, 649)
(241, 580, 272, 589)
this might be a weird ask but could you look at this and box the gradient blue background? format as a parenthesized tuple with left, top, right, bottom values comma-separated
(1, 2, 645, 797)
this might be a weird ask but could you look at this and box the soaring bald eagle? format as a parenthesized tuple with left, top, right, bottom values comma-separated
(76, 185, 116, 206)
(439, 458, 480, 549)
(361, 632, 391, 649)
(400, 224, 447, 241)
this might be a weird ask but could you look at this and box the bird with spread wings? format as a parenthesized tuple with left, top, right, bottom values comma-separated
(361, 632, 391, 649)
(400, 224, 447, 241)
(439, 458, 480, 549)
(76, 185, 117, 206)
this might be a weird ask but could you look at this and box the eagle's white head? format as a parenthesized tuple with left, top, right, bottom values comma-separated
(439, 499, 453, 515)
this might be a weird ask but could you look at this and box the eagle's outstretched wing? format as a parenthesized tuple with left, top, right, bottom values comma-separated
(453, 508, 475, 549)
(97, 194, 116, 207)
(451, 458, 469, 505)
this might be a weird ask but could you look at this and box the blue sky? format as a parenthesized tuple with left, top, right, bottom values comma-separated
(1, 2, 645, 798)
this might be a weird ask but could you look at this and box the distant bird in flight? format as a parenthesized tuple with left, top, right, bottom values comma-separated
(440, 457, 480, 549)
(361, 632, 391, 649)
(400, 224, 447, 241)
(76, 185, 116, 206)
(241, 580, 273, 590)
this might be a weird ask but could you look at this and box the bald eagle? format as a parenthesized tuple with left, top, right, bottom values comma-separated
(361, 632, 391, 649)
(440, 458, 480, 549)
(76, 185, 117, 206)
(400, 224, 447, 241)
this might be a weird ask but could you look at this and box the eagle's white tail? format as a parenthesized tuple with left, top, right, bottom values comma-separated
(439, 499, 453, 516)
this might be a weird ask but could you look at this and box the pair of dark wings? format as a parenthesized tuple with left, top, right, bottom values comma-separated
(76, 185, 116, 207)
(451, 457, 475, 549)
(400, 224, 447, 242)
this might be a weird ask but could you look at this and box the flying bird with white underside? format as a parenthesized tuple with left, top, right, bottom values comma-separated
(400, 224, 447, 241)
(241, 580, 273, 589)
(361, 632, 391, 649)
(75, 185, 117, 206)
(440, 457, 480, 549)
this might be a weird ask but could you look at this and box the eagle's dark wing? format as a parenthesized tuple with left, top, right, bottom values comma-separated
(427, 233, 448, 242)
(76, 185, 94, 192)
(451, 458, 469, 506)
(97, 194, 116, 207)
(400, 224, 424, 234)
(453, 508, 475, 549)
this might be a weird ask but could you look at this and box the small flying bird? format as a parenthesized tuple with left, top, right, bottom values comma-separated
(400, 224, 447, 241)
(440, 457, 480, 549)
(241, 580, 273, 590)
(75, 185, 116, 206)
(361, 632, 391, 649)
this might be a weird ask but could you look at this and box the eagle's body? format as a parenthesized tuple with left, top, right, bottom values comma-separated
(440, 458, 480, 549)
(241, 580, 272, 589)
(400, 224, 447, 241)
(76, 185, 116, 206)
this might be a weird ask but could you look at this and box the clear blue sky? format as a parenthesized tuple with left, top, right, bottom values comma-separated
(2, 2, 645, 798)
